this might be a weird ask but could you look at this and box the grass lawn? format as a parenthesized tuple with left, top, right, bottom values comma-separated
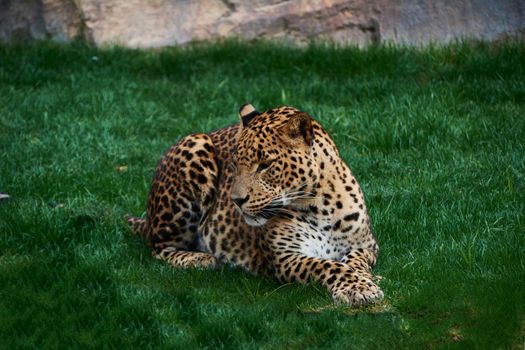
(0, 40, 524, 349)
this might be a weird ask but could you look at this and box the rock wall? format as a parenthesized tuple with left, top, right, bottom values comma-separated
(380, 0, 525, 44)
(1, 0, 524, 47)
(0, 0, 82, 41)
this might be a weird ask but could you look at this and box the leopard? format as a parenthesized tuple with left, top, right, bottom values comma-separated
(127, 104, 383, 305)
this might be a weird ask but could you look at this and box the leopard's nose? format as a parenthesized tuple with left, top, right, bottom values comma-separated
(232, 195, 249, 208)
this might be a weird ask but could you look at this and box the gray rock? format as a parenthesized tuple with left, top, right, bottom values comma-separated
(0, 0, 524, 47)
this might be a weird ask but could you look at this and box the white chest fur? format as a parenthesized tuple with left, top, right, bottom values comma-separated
(297, 219, 351, 260)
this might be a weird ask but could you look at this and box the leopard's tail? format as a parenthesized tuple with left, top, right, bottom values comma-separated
(126, 215, 147, 237)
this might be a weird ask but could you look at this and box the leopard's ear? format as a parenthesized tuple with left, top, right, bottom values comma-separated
(239, 103, 260, 127)
(281, 112, 313, 147)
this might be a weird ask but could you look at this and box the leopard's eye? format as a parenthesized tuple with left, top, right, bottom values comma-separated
(256, 160, 274, 173)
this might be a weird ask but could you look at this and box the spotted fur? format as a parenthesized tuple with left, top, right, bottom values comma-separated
(128, 104, 383, 305)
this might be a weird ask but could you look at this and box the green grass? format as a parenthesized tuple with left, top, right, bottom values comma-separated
(1, 40, 524, 349)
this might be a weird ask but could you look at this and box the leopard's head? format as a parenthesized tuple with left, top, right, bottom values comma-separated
(231, 104, 320, 226)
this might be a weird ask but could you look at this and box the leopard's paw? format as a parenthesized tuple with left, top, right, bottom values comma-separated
(189, 253, 219, 269)
(153, 248, 219, 269)
(331, 277, 384, 306)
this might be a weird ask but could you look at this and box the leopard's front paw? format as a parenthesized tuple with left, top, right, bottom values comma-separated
(190, 253, 219, 269)
(152, 248, 219, 269)
(330, 277, 384, 306)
